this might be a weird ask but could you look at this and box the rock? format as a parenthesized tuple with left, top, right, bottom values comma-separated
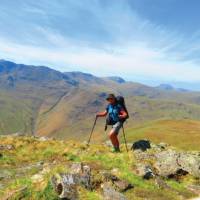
(135, 164, 155, 179)
(3, 186, 28, 200)
(70, 163, 92, 189)
(101, 182, 127, 200)
(154, 149, 181, 177)
(187, 184, 200, 195)
(131, 140, 151, 151)
(51, 173, 78, 200)
(104, 140, 113, 147)
(154, 150, 200, 178)
(157, 142, 169, 149)
(71, 163, 83, 174)
(0, 153, 3, 158)
(12, 132, 24, 137)
(177, 153, 200, 178)
(31, 174, 44, 183)
(0, 169, 12, 180)
(37, 136, 48, 142)
(114, 180, 133, 192)
(0, 144, 14, 150)
(133, 150, 156, 161)
(51, 163, 93, 199)
(155, 177, 172, 190)
(100, 170, 133, 192)
(100, 171, 119, 182)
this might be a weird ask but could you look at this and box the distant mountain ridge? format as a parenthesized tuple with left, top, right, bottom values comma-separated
(156, 83, 189, 92)
(1, 59, 200, 139)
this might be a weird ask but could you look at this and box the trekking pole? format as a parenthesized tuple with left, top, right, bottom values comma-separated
(87, 116, 98, 146)
(122, 125, 128, 152)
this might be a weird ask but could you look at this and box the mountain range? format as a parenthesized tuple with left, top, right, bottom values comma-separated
(1, 59, 200, 142)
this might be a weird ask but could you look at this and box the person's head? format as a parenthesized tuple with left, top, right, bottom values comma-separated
(106, 94, 116, 105)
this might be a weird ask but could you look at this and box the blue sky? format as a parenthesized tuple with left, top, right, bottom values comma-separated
(1, 0, 200, 90)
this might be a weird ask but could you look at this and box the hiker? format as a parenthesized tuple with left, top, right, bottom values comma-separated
(96, 94, 128, 152)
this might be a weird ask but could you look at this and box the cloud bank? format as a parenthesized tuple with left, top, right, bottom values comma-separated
(1, 0, 200, 87)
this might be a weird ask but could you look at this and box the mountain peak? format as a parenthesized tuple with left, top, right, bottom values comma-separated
(107, 76, 126, 84)
(157, 84, 174, 90)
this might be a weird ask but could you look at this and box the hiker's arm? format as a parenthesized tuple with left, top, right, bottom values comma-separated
(119, 109, 127, 119)
(96, 110, 107, 117)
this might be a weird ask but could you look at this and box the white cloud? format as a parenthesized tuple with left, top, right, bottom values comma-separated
(1, 0, 200, 85)
(1, 34, 200, 83)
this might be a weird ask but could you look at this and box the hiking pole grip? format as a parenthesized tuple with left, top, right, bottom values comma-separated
(87, 116, 97, 146)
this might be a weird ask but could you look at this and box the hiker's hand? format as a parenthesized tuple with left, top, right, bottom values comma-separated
(118, 115, 124, 119)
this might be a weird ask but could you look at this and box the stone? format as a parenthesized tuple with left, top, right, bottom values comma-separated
(0, 169, 12, 180)
(101, 182, 127, 200)
(131, 140, 151, 151)
(135, 164, 155, 179)
(177, 153, 200, 178)
(0, 144, 14, 150)
(155, 177, 171, 190)
(51, 163, 93, 199)
(154, 149, 181, 177)
(100, 170, 133, 192)
(31, 174, 44, 183)
(70, 163, 92, 189)
(187, 184, 200, 195)
(154, 150, 200, 178)
(104, 140, 113, 147)
(157, 142, 169, 149)
(114, 180, 134, 192)
(51, 174, 78, 200)
(38, 136, 48, 142)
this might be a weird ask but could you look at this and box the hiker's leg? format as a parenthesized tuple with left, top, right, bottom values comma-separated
(109, 130, 119, 147)
(109, 122, 122, 149)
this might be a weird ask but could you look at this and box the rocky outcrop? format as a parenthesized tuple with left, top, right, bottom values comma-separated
(132, 140, 200, 179)
(51, 163, 133, 200)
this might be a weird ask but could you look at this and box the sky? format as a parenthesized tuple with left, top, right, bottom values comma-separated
(1, 0, 200, 90)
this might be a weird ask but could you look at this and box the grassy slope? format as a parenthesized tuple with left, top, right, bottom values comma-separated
(124, 119, 200, 151)
(0, 136, 198, 200)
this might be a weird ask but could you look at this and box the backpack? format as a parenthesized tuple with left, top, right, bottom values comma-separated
(116, 96, 129, 122)
(105, 96, 129, 130)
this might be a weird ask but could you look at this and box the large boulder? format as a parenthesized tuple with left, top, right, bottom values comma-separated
(154, 149, 200, 178)
(154, 149, 181, 177)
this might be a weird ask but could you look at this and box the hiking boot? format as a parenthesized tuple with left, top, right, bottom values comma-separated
(111, 147, 120, 153)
